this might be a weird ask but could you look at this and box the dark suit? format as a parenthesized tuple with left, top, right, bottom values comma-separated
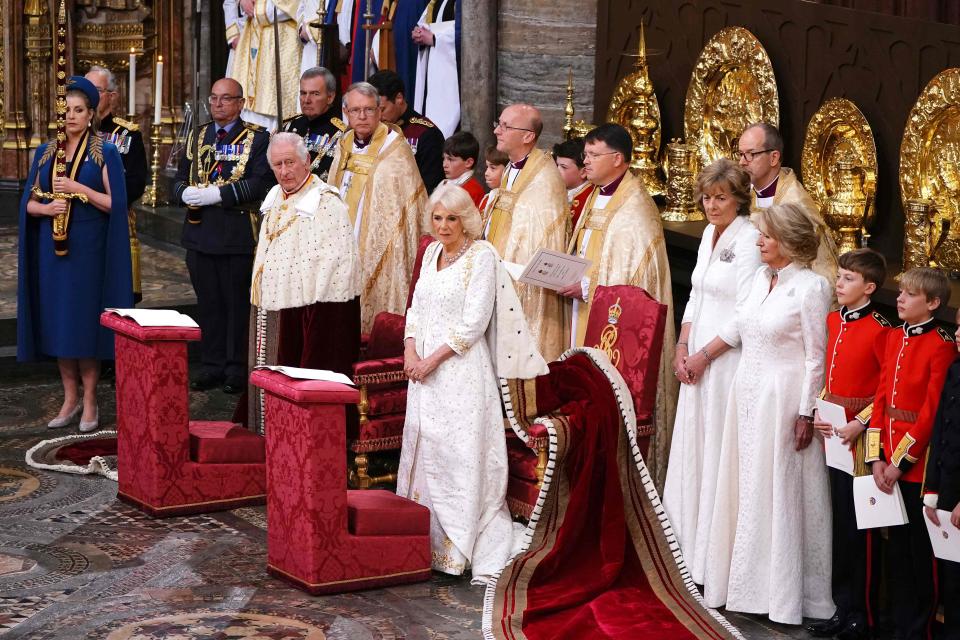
(173, 118, 273, 384)
(99, 114, 147, 205)
(396, 105, 444, 193)
(925, 357, 960, 639)
(280, 105, 346, 180)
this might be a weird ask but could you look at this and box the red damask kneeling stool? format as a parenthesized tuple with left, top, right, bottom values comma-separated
(101, 313, 267, 517)
(250, 370, 431, 595)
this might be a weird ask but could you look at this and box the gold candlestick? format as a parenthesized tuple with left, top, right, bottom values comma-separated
(142, 122, 163, 207)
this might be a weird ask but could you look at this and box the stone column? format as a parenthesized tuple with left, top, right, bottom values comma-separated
(497, 0, 597, 147)
(461, 0, 498, 157)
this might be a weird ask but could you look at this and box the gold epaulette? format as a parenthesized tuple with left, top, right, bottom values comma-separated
(872, 311, 891, 327)
(332, 117, 347, 132)
(244, 121, 264, 132)
(409, 116, 435, 128)
(112, 116, 139, 132)
(938, 327, 953, 342)
(282, 114, 300, 125)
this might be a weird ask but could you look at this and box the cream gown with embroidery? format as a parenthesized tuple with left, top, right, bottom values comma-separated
(703, 263, 834, 624)
(662, 216, 760, 585)
(397, 241, 514, 579)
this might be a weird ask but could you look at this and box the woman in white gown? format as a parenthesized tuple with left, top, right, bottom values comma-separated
(662, 159, 760, 585)
(398, 184, 543, 583)
(695, 203, 834, 624)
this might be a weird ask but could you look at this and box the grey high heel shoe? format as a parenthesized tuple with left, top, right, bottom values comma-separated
(78, 407, 100, 434)
(48, 403, 82, 429)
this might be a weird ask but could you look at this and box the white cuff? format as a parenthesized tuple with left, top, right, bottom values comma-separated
(923, 493, 939, 509)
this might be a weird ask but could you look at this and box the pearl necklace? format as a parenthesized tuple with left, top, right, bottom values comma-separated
(441, 239, 471, 267)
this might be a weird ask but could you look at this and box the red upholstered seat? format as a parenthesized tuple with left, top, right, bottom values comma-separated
(349, 414, 405, 453)
(347, 489, 430, 536)
(189, 421, 266, 464)
(349, 236, 434, 489)
(102, 313, 267, 518)
(506, 431, 539, 482)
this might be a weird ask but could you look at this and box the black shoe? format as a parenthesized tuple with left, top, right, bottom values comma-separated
(835, 620, 869, 640)
(222, 378, 245, 394)
(190, 372, 224, 391)
(805, 612, 845, 637)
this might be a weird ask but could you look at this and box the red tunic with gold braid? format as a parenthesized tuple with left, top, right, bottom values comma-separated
(824, 303, 890, 423)
(569, 182, 595, 230)
(867, 318, 956, 483)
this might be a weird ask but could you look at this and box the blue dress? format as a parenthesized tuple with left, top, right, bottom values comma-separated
(17, 133, 133, 361)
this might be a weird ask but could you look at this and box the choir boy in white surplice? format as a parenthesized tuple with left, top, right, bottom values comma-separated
(251, 132, 361, 377)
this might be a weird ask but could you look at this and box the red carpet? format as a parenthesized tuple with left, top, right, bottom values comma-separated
(484, 350, 743, 640)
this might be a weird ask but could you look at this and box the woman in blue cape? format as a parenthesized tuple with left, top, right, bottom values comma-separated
(17, 75, 132, 433)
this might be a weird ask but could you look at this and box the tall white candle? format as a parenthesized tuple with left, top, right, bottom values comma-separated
(153, 55, 163, 124)
(128, 48, 136, 116)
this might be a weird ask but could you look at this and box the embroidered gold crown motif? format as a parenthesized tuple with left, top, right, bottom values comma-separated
(607, 298, 623, 325)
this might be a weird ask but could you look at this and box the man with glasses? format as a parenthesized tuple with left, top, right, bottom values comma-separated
(85, 65, 147, 302)
(368, 70, 445, 194)
(483, 103, 568, 361)
(280, 66, 345, 181)
(173, 77, 273, 394)
(559, 123, 677, 489)
(327, 82, 428, 331)
(738, 122, 838, 284)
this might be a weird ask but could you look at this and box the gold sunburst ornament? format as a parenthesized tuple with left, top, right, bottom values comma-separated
(900, 67, 960, 272)
(801, 98, 877, 254)
(684, 27, 779, 170)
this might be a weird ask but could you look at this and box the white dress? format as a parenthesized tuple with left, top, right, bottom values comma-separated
(703, 263, 834, 625)
(397, 241, 515, 579)
(662, 216, 760, 585)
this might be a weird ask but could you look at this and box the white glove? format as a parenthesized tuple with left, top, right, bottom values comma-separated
(196, 185, 223, 207)
(182, 186, 202, 206)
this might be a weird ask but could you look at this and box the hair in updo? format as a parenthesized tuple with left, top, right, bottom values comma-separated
(427, 183, 483, 240)
(756, 203, 821, 267)
(694, 158, 752, 217)
(66, 88, 99, 131)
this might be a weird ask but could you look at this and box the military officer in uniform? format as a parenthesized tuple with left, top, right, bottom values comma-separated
(85, 66, 147, 302)
(279, 66, 346, 181)
(174, 77, 273, 394)
(368, 69, 444, 193)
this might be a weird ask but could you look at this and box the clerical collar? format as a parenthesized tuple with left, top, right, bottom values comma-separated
(840, 301, 873, 323)
(755, 174, 779, 198)
(510, 153, 530, 170)
(902, 317, 936, 337)
(598, 171, 627, 197)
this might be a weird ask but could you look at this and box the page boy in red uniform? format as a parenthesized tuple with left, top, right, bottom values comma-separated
(868, 267, 955, 640)
(809, 249, 890, 640)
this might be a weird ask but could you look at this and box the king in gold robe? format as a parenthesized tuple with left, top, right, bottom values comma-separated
(230, 0, 302, 130)
(328, 121, 428, 331)
(567, 170, 678, 491)
(484, 148, 568, 361)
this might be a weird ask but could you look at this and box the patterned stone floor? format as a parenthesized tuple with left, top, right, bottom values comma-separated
(0, 226, 195, 320)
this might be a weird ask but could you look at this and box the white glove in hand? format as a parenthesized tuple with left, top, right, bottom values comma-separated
(182, 186, 202, 207)
(196, 185, 223, 207)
